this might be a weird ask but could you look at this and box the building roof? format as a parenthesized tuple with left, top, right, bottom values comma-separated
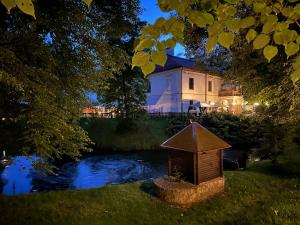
(154, 54, 196, 73)
(160, 122, 231, 152)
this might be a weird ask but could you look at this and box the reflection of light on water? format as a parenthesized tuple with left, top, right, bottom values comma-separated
(1, 156, 37, 195)
(1, 152, 168, 195)
(73, 160, 108, 189)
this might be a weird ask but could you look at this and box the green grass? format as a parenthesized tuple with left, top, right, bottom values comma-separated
(0, 151, 299, 225)
(80, 117, 169, 151)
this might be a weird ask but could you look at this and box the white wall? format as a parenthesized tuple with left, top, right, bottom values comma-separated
(146, 67, 238, 113)
(181, 69, 221, 112)
(146, 68, 182, 112)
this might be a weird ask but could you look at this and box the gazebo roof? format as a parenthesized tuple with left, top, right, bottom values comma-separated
(160, 122, 231, 152)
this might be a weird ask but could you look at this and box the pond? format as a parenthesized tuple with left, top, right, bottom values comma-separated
(0, 151, 167, 195)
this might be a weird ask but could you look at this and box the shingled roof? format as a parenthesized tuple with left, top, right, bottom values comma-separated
(154, 54, 195, 73)
(160, 122, 231, 152)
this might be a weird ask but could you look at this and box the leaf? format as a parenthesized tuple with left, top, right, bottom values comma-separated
(275, 23, 289, 32)
(218, 32, 234, 49)
(240, 16, 256, 29)
(151, 51, 167, 66)
(285, 42, 299, 58)
(206, 36, 218, 53)
(261, 15, 278, 24)
(293, 56, 300, 70)
(291, 69, 300, 84)
(134, 38, 154, 52)
(224, 0, 239, 4)
(263, 45, 278, 62)
(282, 7, 295, 18)
(189, 11, 214, 27)
(297, 36, 300, 45)
(226, 19, 240, 32)
(208, 22, 222, 36)
(156, 42, 165, 51)
(154, 17, 166, 27)
(225, 5, 237, 16)
(200, 0, 218, 11)
(132, 52, 150, 68)
(246, 29, 257, 43)
(170, 20, 185, 34)
(253, 34, 270, 49)
(15, 0, 35, 18)
(262, 22, 275, 34)
(291, 56, 300, 83)
(141, 62, 156, 75)
(158, 0, 172, 12)
(1, 0, 16, 12)
(163, 38, 176, 48)
(244, 0, 252, 6)
(253, 2, 266, 13)
(83, 0, 93, 7)
(273, 30, 298, 45)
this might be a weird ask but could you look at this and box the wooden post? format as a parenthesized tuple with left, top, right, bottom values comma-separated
(220, 150, 223, 177)
(194, 152, 198, 185)
(168, 150, 172, 176)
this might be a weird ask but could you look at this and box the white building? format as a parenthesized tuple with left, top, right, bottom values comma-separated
(146, 53, 244, 114)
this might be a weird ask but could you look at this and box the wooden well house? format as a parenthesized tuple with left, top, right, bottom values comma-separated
(161, 122, 231, 185)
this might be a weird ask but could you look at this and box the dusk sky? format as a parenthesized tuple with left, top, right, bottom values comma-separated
(140, 0, 186, 57)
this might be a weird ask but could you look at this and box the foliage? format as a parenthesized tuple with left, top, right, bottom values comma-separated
(0, 153, 299, 225)
(0, 0, 141, 166)
(133, 0, 300, 85)
(97, 20, 149, 118)
(80, 117, 169, 151)
(167, 112, 297, 162)
(0, 0, 93, 18)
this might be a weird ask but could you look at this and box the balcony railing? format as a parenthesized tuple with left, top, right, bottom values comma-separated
(219, 89, 242, 97)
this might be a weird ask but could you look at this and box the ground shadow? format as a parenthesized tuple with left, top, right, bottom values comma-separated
(139, 180, 156, 197)
(248, 161, 300, 179)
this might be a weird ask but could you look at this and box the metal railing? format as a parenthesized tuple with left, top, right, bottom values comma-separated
(219, 89, 242, 96)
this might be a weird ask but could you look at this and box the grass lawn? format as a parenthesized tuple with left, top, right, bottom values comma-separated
(0, 151, 299, 225)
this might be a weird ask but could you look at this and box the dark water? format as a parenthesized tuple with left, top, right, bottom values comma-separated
(0, 151, 167, 195)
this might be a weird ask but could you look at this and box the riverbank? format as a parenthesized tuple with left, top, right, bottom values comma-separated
(80, 117, 169, 152)
(0, 151, 299, 225)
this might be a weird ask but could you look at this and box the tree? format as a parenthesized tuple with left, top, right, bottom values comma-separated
(0, 0, 141, 168)
(132, 0, 300, 84)
(97, 21, 149, 118)
(132, 0, 300, 162)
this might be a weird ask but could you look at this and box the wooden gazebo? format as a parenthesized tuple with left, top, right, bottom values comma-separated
(161, 122, 231, 185)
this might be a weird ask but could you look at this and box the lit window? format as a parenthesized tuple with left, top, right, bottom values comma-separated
(208, 81, 213, 92)
(189, 78, 194, 90)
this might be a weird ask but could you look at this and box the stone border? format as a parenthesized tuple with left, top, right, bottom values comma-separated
(154, 176, 225, 207)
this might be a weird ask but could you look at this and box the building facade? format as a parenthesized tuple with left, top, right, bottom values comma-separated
(146, 54, 244, 114)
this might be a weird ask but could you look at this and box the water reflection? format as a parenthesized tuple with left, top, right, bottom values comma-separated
(0, 151, 167, 195)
